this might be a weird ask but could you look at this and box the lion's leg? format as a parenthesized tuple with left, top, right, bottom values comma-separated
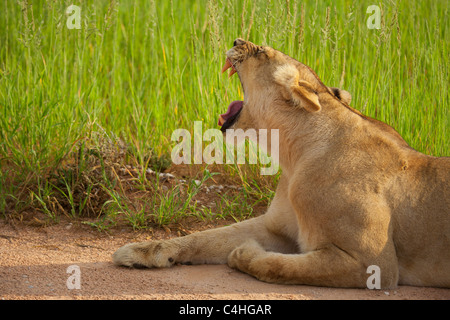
(227, 239, 399, 288)
(228, 240, 364, 287)
(112, 215, 297, 268)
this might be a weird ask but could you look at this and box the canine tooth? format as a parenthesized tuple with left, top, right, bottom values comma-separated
(221, 58, 232, 73)
(218, 115, 225, 126)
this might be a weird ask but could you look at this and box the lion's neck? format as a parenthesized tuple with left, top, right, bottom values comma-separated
(261, 107, 346, 175)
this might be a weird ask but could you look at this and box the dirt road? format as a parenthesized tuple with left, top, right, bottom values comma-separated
(1, 219, 449, 300)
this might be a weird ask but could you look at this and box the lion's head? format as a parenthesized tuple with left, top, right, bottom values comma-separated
(219, 38, 352, 132)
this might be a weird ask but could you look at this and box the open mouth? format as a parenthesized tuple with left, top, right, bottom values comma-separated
(219, 58, 243, 132)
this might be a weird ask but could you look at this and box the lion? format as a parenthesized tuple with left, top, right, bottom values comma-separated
(113, 38, 450, 289)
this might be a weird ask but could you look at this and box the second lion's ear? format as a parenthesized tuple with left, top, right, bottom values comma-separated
(274, 65, 321, 112)
(329, 87, 352, 105)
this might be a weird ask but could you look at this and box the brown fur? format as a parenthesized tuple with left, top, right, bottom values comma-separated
(113, 39, 450, 289)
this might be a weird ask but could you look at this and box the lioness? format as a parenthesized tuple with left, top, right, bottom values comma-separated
(113, 39, 450, 289)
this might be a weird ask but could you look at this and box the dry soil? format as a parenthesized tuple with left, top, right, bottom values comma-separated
(1, 219, 449, 300)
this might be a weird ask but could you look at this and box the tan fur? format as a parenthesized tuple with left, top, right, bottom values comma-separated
(113, 39, 450, 289)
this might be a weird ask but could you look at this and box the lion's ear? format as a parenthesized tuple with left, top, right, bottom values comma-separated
(329, 87, 352, 105)
(274, 65, 321, 112)
(292, 81, 321, 112)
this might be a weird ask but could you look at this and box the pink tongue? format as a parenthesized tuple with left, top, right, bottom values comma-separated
(218, 101, 243, 125)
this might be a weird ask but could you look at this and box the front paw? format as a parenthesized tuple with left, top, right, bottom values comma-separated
(112, 241, 177, 268)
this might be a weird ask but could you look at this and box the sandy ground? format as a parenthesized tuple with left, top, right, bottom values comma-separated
(1, 219, 449, 300)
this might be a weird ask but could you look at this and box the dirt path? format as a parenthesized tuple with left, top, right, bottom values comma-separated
(1, 220, 449, 300)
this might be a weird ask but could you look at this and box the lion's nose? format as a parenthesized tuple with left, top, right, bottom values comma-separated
(233, 38, 245, 46)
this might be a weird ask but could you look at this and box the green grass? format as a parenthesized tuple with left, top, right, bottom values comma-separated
(0, 0, 448, 227)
